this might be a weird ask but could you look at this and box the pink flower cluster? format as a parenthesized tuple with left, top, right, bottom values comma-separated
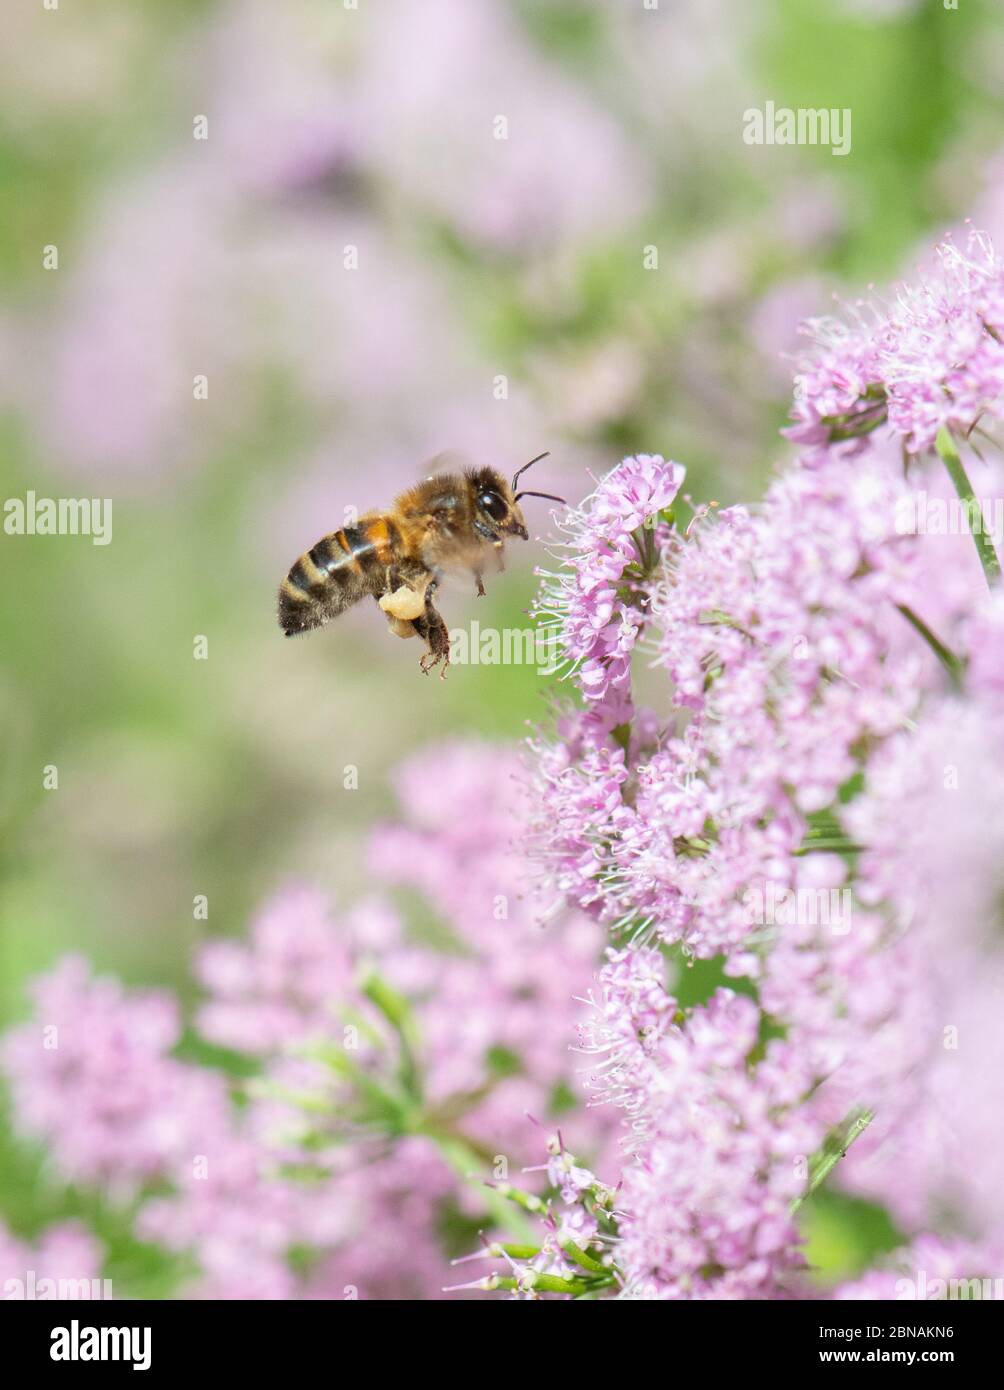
(529, 450, 931, 962)
(0, 742, 606, 1300)
(580, 955, 821, 1298)
(787, 230, 1004, 455)
(507, 237, 1004, 1298)
(828, 601, 1004, 1246)
(532, 454, 685, 703)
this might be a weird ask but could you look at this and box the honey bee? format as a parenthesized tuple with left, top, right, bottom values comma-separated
(278, 453, 564, 676)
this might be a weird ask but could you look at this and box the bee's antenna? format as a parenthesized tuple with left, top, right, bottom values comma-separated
(511, 451, 550, 492)
(514, 489, 566, 506)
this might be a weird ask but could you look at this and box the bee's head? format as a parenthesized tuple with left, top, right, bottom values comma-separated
(468, 454, 564, 543)
(469, 466, 528, 541)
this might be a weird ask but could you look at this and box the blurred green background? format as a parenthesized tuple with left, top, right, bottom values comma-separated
(1, 0, 1003, 1286)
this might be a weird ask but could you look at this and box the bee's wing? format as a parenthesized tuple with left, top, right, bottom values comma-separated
(417, 449, 477, 481)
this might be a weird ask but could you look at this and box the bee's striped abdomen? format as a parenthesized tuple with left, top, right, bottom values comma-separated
(278, 519, 397, 637)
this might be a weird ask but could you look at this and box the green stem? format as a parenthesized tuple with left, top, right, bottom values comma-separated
(496, 1243, 542, 1260)
(559, 1239, 609, 1275)
(530, 1272, 612, 1295)
(935, 426, 1001, 586)
(895, 604, 964, 689)
(359, 970, 423, 1103)
(795, 835, 863, 856)
(791, 1107, 874, 1213)
(432, 1136, 538, 1244)
(493, 1272, 603, 1295)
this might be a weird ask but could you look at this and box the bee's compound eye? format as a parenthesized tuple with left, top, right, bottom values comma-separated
(479, 491, 508, 522)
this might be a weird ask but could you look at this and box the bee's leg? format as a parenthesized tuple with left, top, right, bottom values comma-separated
(415, 591, 451, 679)
(474, 572, 486, 597)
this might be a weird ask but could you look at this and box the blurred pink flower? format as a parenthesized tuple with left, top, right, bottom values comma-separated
(1, 955, 233, 1198)
(25, 164, 245, 484)
(0, 735, 611, 1299)
(355, 0, 650, 252)
(0, 1220, 104, 1296)
(749, 275, 831, 392)
(834, 1236, 1004, 1301)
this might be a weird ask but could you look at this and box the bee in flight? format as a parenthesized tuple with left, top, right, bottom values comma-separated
(277, 453, 564, 677)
